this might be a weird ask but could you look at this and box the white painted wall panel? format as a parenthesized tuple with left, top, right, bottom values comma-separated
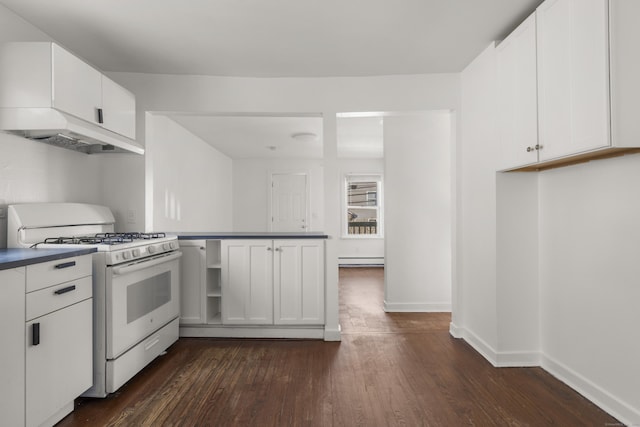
(146, 114, 232, 232)
(384, 111, 452, 311)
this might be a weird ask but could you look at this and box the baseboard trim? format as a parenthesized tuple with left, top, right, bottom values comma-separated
(323, 325, 342, 342)
(495, 351, 540, 367)
(452, 326, 498, 366)
(180, 326, 324, 340)
(541, 354, 640, 426)
(383, 301, 451, 312)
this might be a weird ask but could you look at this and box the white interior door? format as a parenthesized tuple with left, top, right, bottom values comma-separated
(271, 173, 308, 232)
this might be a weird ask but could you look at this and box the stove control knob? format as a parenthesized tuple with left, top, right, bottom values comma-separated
(170, 242, 178, 249)
(132, 248, 141, 257)
(148, 246, 157, 254)
(122, 251, 131, 260)
(163, 243, 170, 250)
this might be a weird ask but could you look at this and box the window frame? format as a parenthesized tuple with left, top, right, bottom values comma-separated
(342, 173, 384, 239)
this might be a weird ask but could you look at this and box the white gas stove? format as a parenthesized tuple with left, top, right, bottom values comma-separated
(7, 202, 181, 398)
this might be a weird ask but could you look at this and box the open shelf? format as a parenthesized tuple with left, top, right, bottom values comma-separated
(206, 240, 221, 268)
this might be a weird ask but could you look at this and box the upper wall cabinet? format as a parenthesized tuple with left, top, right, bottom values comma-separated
(497, 13, 538, 170)
(536, 0, 610, 161)
(0, 42, 136, 139)
(500, 0, 640, 171)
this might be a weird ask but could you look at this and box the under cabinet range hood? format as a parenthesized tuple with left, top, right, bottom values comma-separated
(0, 108, 144, 154)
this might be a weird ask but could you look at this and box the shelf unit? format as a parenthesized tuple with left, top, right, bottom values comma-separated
(205, 240, 222, 324)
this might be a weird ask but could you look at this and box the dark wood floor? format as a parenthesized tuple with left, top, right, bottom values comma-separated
(58, 267, 619, 426)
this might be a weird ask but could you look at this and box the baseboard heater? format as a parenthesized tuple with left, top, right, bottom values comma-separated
(338, 257, 384, 267)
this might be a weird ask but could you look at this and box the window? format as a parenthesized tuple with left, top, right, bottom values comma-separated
(344, 174, 383, 237)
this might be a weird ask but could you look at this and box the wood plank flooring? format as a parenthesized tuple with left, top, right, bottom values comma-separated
(58, 267, 619, 426)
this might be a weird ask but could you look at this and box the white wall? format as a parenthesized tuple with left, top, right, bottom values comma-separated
(384, 112, 452, 311)
(232, 158, 324, 232)
(539, 156, 640, 423)
(146, 114, 232, 232)
(455, 43, 500, 354)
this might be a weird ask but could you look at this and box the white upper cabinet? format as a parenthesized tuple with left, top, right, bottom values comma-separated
(100, 74, 136, 139)
(0, 42, 136, 139)
(499, 0, 640, 171)
(52, 43, 103, 125)
(497, 13, 538, 170)
(536, 0, 610, 161)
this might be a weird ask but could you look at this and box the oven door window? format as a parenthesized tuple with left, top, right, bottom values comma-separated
(127, 271, 171, 324)
(107, 256, 180, 359)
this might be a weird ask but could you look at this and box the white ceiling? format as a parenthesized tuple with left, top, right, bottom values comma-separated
(0, 0, 542, 158)
(168, 114, 324, 159)
(0, 0, 542, 78)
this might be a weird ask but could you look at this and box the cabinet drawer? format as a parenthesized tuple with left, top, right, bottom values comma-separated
(26, 276, 92, 321)
(26, 255, 91, 293)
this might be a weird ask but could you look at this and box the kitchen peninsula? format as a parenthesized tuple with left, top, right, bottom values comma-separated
(177, 232, 329, 339)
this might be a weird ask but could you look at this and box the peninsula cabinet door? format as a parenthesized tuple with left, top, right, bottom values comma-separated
(221, 240, 273, 325)
(273, 240, 325, 325)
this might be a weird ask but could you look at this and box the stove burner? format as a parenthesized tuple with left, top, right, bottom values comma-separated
(43, 232, 168, 246)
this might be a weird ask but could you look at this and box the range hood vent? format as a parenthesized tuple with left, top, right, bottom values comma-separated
(0, 108, 144, 155)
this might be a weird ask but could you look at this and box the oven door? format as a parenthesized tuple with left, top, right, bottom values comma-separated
(106, 251, 181, 359)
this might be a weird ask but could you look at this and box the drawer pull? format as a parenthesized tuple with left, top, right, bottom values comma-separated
(54, 285, 76, 295)
(55, 261, 76, 269)
(32, 323, 40, 346)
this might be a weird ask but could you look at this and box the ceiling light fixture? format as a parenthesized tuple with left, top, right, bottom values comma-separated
(290, 132, 318, 143)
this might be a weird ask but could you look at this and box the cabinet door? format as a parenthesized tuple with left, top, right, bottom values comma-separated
(101, 75, 136, 139)
(274, 240, 325, 325)
(536, 0, 610, 161)
(51, 43, 102, 124)
(26, 299, 93, 427)
(179, 244, 206, 324)
(497, 13, 539, 170)
(222, 240, 273, 325)
(0, 268, 25, 427)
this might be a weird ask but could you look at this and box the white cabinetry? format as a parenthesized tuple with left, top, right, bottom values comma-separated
(221, 240, 273, 325)
(0, 42, 136, 139)
(179, 240, 222, 325)
(497, 13, 539, 170)
(499, 0, 640, 171)
(274, 240, 325, 325)
(536, 0, 610, 161)
(221, 239, 325, 326)
(25, 255, 93, 427)
(0, 253, 92, 427)
(179, 241, 206, 324)
(0, 268, 26, 427)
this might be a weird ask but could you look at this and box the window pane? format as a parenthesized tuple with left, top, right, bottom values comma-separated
(347, 180, 378, 235)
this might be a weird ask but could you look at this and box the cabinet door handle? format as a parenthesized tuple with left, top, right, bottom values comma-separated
(267, 247, 272, 251)
(55, 261, 76, 269)
(54, 285, 76, 295)
(97, 107, 104, 124)
(32, 323, 40, 346)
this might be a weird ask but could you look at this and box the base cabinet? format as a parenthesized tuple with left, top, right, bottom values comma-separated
(179, 242, 207, 324)
(274, 240, 325, 325)
(0, 268, 26, 427)
(221, 239, 325, 326)
(26, 299, 93, 427)
(0, 253, 92, 427)
(221, 240, 274, 325)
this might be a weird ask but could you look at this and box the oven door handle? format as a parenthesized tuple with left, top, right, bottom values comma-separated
(111, 251, 182, 276)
